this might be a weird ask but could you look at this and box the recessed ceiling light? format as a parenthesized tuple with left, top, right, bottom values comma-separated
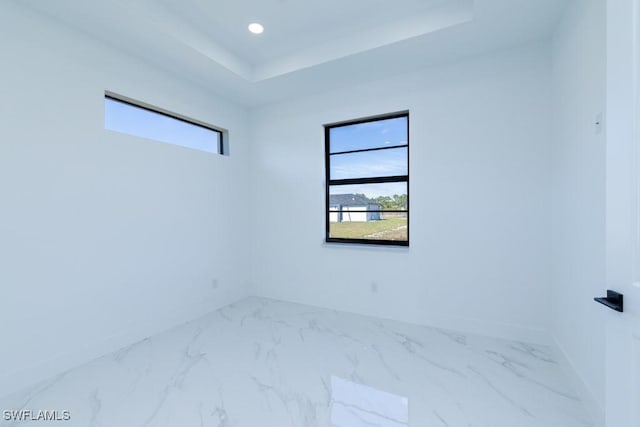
(248, 23, 264, 34)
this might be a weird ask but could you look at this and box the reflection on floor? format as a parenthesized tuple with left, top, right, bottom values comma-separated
(0, 297, 593, 426)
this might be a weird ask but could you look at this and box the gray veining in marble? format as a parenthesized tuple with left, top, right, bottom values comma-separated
(0, 297, 594, 426)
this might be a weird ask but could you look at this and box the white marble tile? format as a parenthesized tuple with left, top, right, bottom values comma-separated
(0, 297, 593, 426)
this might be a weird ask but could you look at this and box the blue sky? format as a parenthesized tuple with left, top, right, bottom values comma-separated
(329, 116, 408, 153)
(330, 116, 408, 199)
(105, 99, 406, 199)
(104, 98, 220, 153)
(330, 147, 407, 180)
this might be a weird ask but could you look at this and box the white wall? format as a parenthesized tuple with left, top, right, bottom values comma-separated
(249, 42, 553, 343)
(0, 3, 251, 397)
(1, 1, 606, 408)
(550, 0, 606, 423)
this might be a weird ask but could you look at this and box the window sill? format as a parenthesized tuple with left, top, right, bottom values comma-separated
(322, 240, 410, 251)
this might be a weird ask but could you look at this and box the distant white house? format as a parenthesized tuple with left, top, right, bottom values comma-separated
(329, 194, 381, 222)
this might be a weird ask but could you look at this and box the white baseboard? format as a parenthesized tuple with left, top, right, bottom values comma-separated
(0, 294, 248, 400)
(551, 337, 605, 427)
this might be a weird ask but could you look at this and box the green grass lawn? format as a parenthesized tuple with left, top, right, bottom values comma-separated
(330, 218, 407, 240)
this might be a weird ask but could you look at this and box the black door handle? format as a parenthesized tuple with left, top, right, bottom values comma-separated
(594, 290, 624, 312)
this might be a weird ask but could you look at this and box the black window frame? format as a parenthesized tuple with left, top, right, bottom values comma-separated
(324, 111, 409, 247)
(104, 92, 225, 155)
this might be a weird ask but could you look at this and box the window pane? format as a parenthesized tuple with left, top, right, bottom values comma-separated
(330, 147, 407, 180)
(329, 212, 408, 242)
(329, 182, 408, 211)
(325, 112, 409, 246)
(329, 116, 408, 153)
(105, 97, 221, 154)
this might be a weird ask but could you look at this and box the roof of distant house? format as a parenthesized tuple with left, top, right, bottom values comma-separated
(329, 194, 379, 206)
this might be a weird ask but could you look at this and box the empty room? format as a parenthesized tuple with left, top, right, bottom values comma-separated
(1, 0, 638, 426)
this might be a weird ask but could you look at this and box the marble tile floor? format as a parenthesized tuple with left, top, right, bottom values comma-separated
(0, 297, 594, 427)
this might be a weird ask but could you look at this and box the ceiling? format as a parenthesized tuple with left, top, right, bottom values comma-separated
(21, 0, 568, 106)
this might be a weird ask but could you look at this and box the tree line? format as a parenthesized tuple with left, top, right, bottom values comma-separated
(353, 193, 407, 209)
